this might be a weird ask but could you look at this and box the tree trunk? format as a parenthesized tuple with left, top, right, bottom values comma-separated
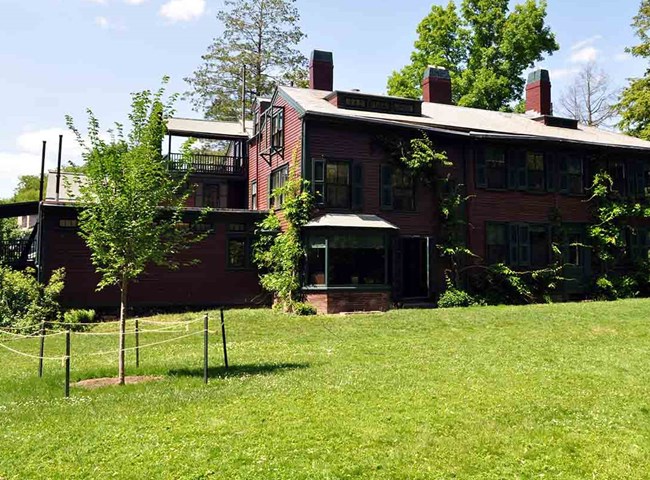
(118, 276, 128, 385)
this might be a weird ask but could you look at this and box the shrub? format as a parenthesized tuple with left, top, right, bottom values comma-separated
(437, 288, 483, 308)
(594, 274, 638, 301)
(0, 267, 65, 332)
(293, 302, 317, 316)
(63, 309, 96, 331)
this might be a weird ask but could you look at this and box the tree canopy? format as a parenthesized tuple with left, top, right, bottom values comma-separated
(617, 0, 650, 139)
(11, 175, 44, 203)
(387, 0, 558, 111)
(185, 0, 307, 121)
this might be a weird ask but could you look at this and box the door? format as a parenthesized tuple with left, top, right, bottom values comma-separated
(401, 237, 429, 298)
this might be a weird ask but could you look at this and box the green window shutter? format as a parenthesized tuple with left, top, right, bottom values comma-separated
(352, 163, 363, 209)
(517, 152, 527, 190)
(519, 224, 530, 266)
(313, 158, 325, 205)
(381, 165, 393, 209)
(559, 155, 569, 193)
(507, 151, 518, 190)
(546, 154, 556, 192)
(475, 148, 486, 188)
(508, 223, 519, 265)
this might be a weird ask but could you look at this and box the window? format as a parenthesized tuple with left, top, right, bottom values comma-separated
(59, 219, 78, 229)
(381, 166, 414, 210)
(203, 184, 220, 208)
(526, 152, 545, 191)
(313, 159, 362, 209)
(560, 155, 584, 194)
(476, 147, 507, 189)
(305, 233, 389, 287)
(269, 165, 289, 208)
(509, 224, 530, 267)
(565, 232, 583, 266)
(628, 160, 650, 197)
(529, 225, 550, 268)
(251, 181, 258, 210)
(227, 237, 247, 269)
(271, 108, 284, 149)
(609, 160, 626, 194)
(486, 223, 508, 264)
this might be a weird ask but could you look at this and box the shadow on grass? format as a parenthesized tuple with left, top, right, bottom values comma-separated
(168, 362, 309, 379)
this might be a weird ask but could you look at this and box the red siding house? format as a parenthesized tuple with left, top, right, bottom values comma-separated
(22, 49, 650, 314)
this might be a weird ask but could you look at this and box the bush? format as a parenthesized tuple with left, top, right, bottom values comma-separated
(293, 302, 317, 316)
(63, 309, 96, 331)
(594, 274, 638, 301)
(437, 288, 483, 308)
(0, 267, 65, 332)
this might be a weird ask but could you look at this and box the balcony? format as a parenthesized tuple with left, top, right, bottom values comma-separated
(165, 153, 247, 176)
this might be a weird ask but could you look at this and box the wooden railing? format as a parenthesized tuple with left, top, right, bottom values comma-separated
(165, 153, 247, 176)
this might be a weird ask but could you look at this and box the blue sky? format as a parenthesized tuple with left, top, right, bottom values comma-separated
(0, 0, 646, 198)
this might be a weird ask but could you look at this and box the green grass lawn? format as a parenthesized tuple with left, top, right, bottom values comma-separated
(2, 300, 650, 479)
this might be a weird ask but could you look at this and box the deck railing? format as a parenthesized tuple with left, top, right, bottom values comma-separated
(0, 237, 37, 268)
(165, 153, 247, 176)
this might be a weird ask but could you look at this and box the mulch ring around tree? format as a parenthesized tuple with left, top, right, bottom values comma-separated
(74, 376, 163, 389)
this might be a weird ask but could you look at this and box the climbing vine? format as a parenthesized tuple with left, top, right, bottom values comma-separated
(252, 153, 315, 313)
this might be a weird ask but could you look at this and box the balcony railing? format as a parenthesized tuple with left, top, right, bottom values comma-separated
(165, 153, 247, 176)
(0, 237, 37, 269)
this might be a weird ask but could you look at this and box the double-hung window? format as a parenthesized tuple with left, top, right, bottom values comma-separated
(559, 155, 584, 194)
(251, 181, 258, 210)
(313, 158, 362, 209)
(271, 108, 284, 150)
(269, 165, 289, 208)
(381, 166, 415, 210)
(486, 223, 508, 264)
(483, 147, 507, 189)
(203, 184, 220, 208)
(526, 152, 545, 191)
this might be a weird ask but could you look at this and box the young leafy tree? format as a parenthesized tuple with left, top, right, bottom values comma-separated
(11, 175, 45, 203)
(66, 80, 201, 384)
(617, 0, 650, 139)
(185, 0, 307, 121)
(387, 0, 558, 111)
(560, 62, 617, 127)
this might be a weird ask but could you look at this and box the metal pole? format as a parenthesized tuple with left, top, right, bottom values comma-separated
(241, 65, 246, 133)
(203, 313, 209, 384)
(220, 308, 229, 369)
(55, 134, 63, 201)
(65, 329, 70, 398)
(135, 318, 140, 368)
(39, 141, 46, 202)
(38, 320, 46, 378)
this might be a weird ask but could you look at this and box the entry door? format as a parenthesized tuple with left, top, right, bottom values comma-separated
(401, 237, 429, 298)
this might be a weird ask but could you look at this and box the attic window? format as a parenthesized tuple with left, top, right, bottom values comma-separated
(325, 91, 422, 117)
(532, 115, 579, 130)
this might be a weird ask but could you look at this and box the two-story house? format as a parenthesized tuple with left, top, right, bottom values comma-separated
(247, 50, 650, 313)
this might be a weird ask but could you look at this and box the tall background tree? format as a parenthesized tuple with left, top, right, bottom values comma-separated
(387, 0, 558, 111)
(66, 80, 201, 384)
(617, 0, 650, 139)
(560, 62, 617, 127)
(185, 0, 307, 121)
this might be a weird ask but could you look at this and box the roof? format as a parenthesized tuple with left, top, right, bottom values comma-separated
(304, 213, 399, 230)
(0, 201, 39, 219)
(279, 86, 650, 152)
(167, 118, 252, 140)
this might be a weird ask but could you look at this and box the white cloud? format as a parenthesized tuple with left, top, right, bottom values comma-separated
(0, 129, 84, 198)
(124, 0, 146, 4)
(549, 68, 579, 81)
(570, 46, 599, 63)
(571, 35, 603, 51)
(95, 16, 110, 28)
(159, 0, 206, 22)
(84, 0, 108, 4)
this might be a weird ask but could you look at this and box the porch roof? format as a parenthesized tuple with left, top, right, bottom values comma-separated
(304, 214, 399, 230)
(167, 118, 251, 140)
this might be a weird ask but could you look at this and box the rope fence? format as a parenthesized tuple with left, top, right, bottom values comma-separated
(0, 309, 230, 397)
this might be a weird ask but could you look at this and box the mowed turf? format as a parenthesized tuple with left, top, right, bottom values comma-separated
(1, 300, 650, 479)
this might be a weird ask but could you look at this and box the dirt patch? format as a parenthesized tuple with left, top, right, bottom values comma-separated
(74, 375, 163, 389)
(591, 326, 618, 336)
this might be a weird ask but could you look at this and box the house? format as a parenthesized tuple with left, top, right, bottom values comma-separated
(247, 50, 650, 313)
(5, 49, 649, 314)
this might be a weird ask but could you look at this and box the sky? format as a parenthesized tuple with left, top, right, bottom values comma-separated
(0, 0, 646, 198)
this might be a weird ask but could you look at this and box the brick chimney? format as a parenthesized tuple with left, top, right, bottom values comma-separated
(309, 50, 333, 91)
(422, 66, 452, 104)
(526, 69, 552, 115)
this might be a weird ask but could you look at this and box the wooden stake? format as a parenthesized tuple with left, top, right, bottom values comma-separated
(38, 320, 45, 378)
(203, 313, 209, 384)
(64, 330, 70, 398)
(220, 308, 229, 369)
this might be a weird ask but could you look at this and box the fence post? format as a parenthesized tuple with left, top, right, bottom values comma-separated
(64, 329, 70, 398)
(203, 313, 209, 384)
(135, 318, 140, 369)
(38, 320, 46, 378)
(220, 308, 229, 369)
